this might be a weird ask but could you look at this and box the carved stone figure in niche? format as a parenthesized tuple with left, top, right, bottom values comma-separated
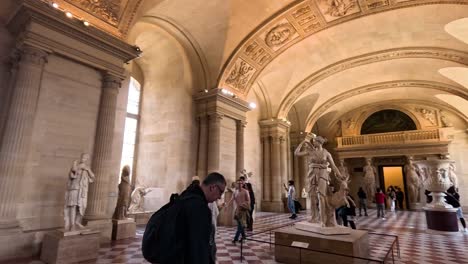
(416, 108, 436, 125)
(345, 118, 355, 129)
(295, 136, 343, 227)
(75, 0, 120, 25)
(439, 110, 453, 127)
(225, 60, 254, 91)
(265, 23, 296, 48)
(113, 165, 132, 220)
(322, 0, 357, 17)
(128, 187, 152, 213)
(335, 120, 342, 137)
(363, 158, 376, 204)
(64, 153, 95, 231)
(404, 156, 422, 203)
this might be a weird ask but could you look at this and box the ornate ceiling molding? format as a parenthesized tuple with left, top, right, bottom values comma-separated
(39, 0, 143, 38)
(218, 0, 468, 97)
(303, 80, 468, 131)
(276, 47, 468, 119)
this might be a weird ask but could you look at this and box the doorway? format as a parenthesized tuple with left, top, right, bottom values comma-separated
(380, 166, 407, 209)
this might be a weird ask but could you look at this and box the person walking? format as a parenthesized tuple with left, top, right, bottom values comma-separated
(396, 187, 405, 210)
(226, 178, 251, 244)
(357, 187, 368, 216)
(375, 188, 386, 219)
(446, 186, 467, 232)
(283, 180, 297, 219)
(343, 192, 357, 229)
(387, 186, 396, 212)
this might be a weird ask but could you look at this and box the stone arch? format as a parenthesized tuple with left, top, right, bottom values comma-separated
(217, 1, 468, 97)
(277, 47, 468, 121)
(303, 80, 468, 132)
(360, 109, 417, 135)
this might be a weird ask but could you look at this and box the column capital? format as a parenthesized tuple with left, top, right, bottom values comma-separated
(102, 73, 122, 90)
(13, 45, 48, 67)
(236, 120, 247, 129)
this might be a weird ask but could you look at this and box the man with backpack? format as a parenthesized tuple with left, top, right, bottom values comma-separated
(142, 172, 226, 264)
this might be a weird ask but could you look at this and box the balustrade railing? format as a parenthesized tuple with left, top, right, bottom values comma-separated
(337, 129, 446, 148)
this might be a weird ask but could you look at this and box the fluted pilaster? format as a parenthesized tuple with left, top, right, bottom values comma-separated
(236, 120, 246, 176)
(196, 116, 208, 179)
(262, 136, 271, 201)
(85, 73, 121, 220)
(0, 45, 47, 229)
(207, 113, 223, 172)
(271, 136, 282, 201)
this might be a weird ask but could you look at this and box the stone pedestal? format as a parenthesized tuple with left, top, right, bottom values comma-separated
(295, 221, 351, 235)
(112, 219, 136, 240)
(83, 219, 112, 243)
(275, 226, 368, 264)
(128, 211, 153, 225)
(40, 230, 100, 264)
(425, 207, 459, 232)
(218, 192, 235, 227)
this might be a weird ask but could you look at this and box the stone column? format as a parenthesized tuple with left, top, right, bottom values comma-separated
(270, 136, 282, 202)
(236, 120, 246, 176)
(84, 73, 121, 240)
(280, 136, 288, 185)
(262, 136, 271, 201)
(196, 116, 208, 179)
(207, 113, 222, 173)
(0, 45, 47, 229)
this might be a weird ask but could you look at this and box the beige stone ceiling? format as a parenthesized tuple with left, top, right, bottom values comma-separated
(2, 0, 468, 133)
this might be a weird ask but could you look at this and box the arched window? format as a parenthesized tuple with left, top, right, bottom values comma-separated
(120, 77, 141, 182)
(361, 109, 416, 135)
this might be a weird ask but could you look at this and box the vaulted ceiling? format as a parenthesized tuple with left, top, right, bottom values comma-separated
(2, 0, 468, 131)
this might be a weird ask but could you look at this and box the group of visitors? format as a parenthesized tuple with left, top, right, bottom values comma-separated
(385, 186, 405, 211)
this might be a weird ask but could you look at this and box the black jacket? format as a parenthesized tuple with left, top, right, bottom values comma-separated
(177, 185, 214, 264)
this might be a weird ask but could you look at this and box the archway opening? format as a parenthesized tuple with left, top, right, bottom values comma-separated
(361, 109, 416, 135)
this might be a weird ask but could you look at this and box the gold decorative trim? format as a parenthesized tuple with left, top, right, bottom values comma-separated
(218, 0, 468, 96)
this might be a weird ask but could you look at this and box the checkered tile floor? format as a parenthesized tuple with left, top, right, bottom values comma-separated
(94, 208, 468, 264)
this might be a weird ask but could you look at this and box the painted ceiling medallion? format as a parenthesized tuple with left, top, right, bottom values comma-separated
(69, 0, 120, 25)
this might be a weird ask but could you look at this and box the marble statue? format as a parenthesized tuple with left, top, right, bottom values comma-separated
(448, 163, 458, 190)
(128, 187, 152, 213)
(295, 136, 343, 227)
(440, 110, 453, 127)
(338, 159, 350, 180)
(363, 158, 376, 204)
(64, 153, 95, 231)
(113, 165, 132, 220)
(404, 156, 422, 203)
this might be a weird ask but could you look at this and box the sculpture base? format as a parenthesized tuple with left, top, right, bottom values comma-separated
(275, 226, 368, 264)
(112, 219, 136, 240)
(424, 207, 459, 232)
(83, 219, 112, 243)
(128, 211, 153, 225)
(40, 230, 100, 264)
(295, 221, 351, 235)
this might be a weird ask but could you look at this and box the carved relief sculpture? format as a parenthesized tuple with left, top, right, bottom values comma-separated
(70, 0, 121, 25)
(418, 159, 455, 209)
(363, 158, 376, 204)
(113, 165, 132, 220)
(64, 153, 95, 231)
(265, 23, 297, 48)
(439, 110, 453, 127)
(320, 0, 358, 17)
(225, 60, 254, 91)
(416, 108, 436, 125)
(404, 156, 422, 204)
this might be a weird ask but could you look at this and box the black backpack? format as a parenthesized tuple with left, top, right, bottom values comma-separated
(142, 193, 201, 263)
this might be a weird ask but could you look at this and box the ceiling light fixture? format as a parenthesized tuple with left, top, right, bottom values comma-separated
(66, 12, 73, 18)
(83, 21, 90, 26)
(52, 2, 59, 8)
